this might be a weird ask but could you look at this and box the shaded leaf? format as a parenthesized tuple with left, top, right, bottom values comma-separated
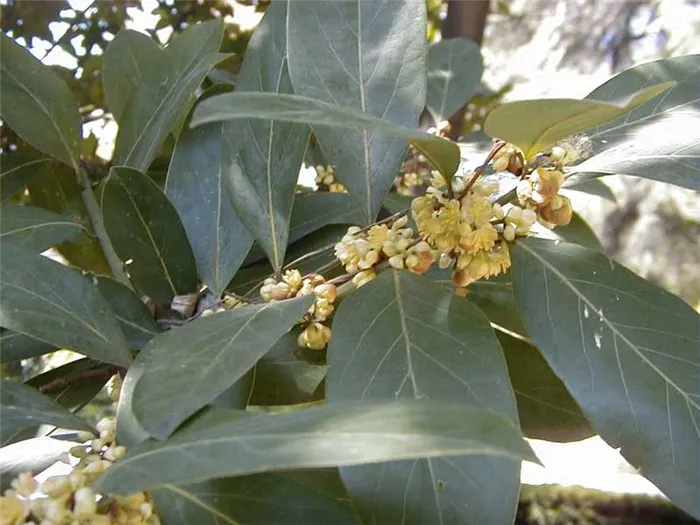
(191, 94, 460, 200)
(0, 243, 132, 366)
(287, 1, 427, 224)
(152, 470, 358, 525)
(96, 399, 538, 495)
(468, 274, 528, 337)
(0, 155, 51, 201)
(483, 82, 674, 159)
(510, 237, 700, 519)
(426, 37, 484, 122)
(114, 20, 225, 171)
(547, 212, 605, 252)
(101, 167, 198, 306)
(0, 329, 56, 362)
(115, 356, 151, 447)
(382, 193, 413, 215)
(165, 123, 253, 296)
(497, 331, 594, 443)
(131, 296, 314, 439)
(94, 276, 159, 349)
(102, 30, 162, 122)
(0, 33, 80, 169)
(568, 55, 700, 191)
(289, 193, 363, 244)
(223, 2, 309, 270)
(327, 270, 522, 525)
(0, 203, 84, 252)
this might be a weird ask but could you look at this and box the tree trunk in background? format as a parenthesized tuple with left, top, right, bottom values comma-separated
(442, 0, 490, 140)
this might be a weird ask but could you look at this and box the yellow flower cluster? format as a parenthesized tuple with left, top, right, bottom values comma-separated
(260, 270, 337, 350)
(0, 377, 159, 525)
(314, 165, 347, 193)
(334, 216, 435, 288)
(516, 167, 573, 228)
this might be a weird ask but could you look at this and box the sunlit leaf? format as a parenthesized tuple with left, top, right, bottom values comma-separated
(0, 436, 76, 493)
(563, 178, 616, 202)
(540, 212, 605, 252)
(511, 237, 700, 519)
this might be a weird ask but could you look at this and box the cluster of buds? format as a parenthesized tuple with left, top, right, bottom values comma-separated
(199, 294, 248, 318)
(544, 134, 594, 168)
(314, 165, 347, 193)
(491, 143, 525, 176)
(394, 147, 434, 197)
(412, 174, 512, 288)
(0, 377, 159, 525)
(334, 215, 435, 288)
(516, 168, 573, 228)
(260, 270, 337, 350)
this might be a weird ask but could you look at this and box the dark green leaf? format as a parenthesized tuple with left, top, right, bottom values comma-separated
(426, 38, 483, 122)
(152, 470, 358, 525)
(96, 399, 538, 495)
(0, 33, 80, 169)
(94, 276, 159, 349)
(191, 95, 460, 202)
(0, 437, 76, 492)
(289, 193, 363, 243)
(510, 238, 700, 519)
(497, 331, 594, 442)
(382, 193, 412, 215)
(115, 357, 151, 447)
(101, 167, 198, 306)
(327, 271, 522, 524)
(224, 1, 309, 270)
(102, 30, 162, 122)
(165, 123, 253, 296)
(0, 329, 56, 362)
(114, 20, 225, 171)
(483, 83, 674, 159)
(247, 332, 327, 406)
(0, 243, 132, 366)
(0, 203, 84, 252)
(569, 55, 700, 191)
(0, 155, 51, 201)
(468, 274, 528, 337)
(286, 1, 427, 224)
(131, 296, 314, 439)
(563, 178, 616, 202)
(547, 212, 605, 252)
(0, 379, 92, 446)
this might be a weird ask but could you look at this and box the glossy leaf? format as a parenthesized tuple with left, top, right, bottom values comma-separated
(0, 33, 81, 169)
(151, 470, 358, 525)
(191, 93, 460, 193)
(115, 356, 151, 447)
(165, 123, 253, 296)
(568, 55, 700, 191)
(0, 243, 132, 366)
(131, 296, 314, 439)
(497, 331, 594, 443)
(289, 193, 363, 243)
(101, 167, 198, 306)
(0, 380, 93, 446)
(0, 437, 76, 492)
(102, 30, 162, 122)
(563, 178, 616, 202)
(0, 155, 51, 201)
(484, 82, 674, 159)
(547, 212, 605, 252)
(287, 1, 427, 224)
(0, 329, 56, 362)
(468, 275, 528, 337)
(114, 20, 225, 171)
(94, 276, 159, 349)
(327, 271, 522, 525)
(426, 37, 483, 121)
(0, 203, 84, 252)
(510, 237, 700, 519)
(223, 1, 309, 270)
(96, 399, 538, 495)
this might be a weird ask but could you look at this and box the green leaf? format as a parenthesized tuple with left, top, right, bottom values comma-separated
(94, 276, 159, 349)
(223, 1, 309, 270)
(247, 332, 327, 406)
(0, 243, 132, 366)
(115, 357, 151, 447)
(96, 399, 538, 495)
(286, 1, 427, 224)
(289, 193, 363, 243)
(165, 124, 253, 296)
(101, 167, 198, 306)
(0, 329, 56, 362)
(102, 30, 162, 122)
(0, 380, 93, 446)
(483, 82, 674, 159)
(0, 203, 84, 252)
(191, 93, 460, 193)
(0, 33, 81, 169)
(563, 178, 616, 202)
(130, 296, 314, 439)
(568, 55, 700, 191)
(510, 238, 700, 519)
(327, 271, 522, 525)
(151, 470, 358, 525)
(113, 20, 225, 171)
(0, 155, 51, 201)
(547, 212, 605, 252)
(468, 275, 528, 337)
(382, 193, 413, 215)
(426, 37, 483, 122)
(497, 331, 594, 443)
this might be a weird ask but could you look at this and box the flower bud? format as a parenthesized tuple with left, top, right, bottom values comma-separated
(388, 255, 405, 269)
(313, 283, 337, 303)
(73, 487, 97, 518)
(550, 146, 566, 162)
(392, 215, 409, 229)
(41, 475, 72, 498)
(11, 471, 36, 498)
(438, 253, 453, 269)
(503, 224, 516, 242)
(539, 194, 573, 226)
(352, 269, 376, 288)
(452, 269, 473, 287)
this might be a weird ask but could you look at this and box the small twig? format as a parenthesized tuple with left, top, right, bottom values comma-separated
(457, 140, 506, 201)
(39, 366, 122, 393)
(40, 1, 96, 61)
